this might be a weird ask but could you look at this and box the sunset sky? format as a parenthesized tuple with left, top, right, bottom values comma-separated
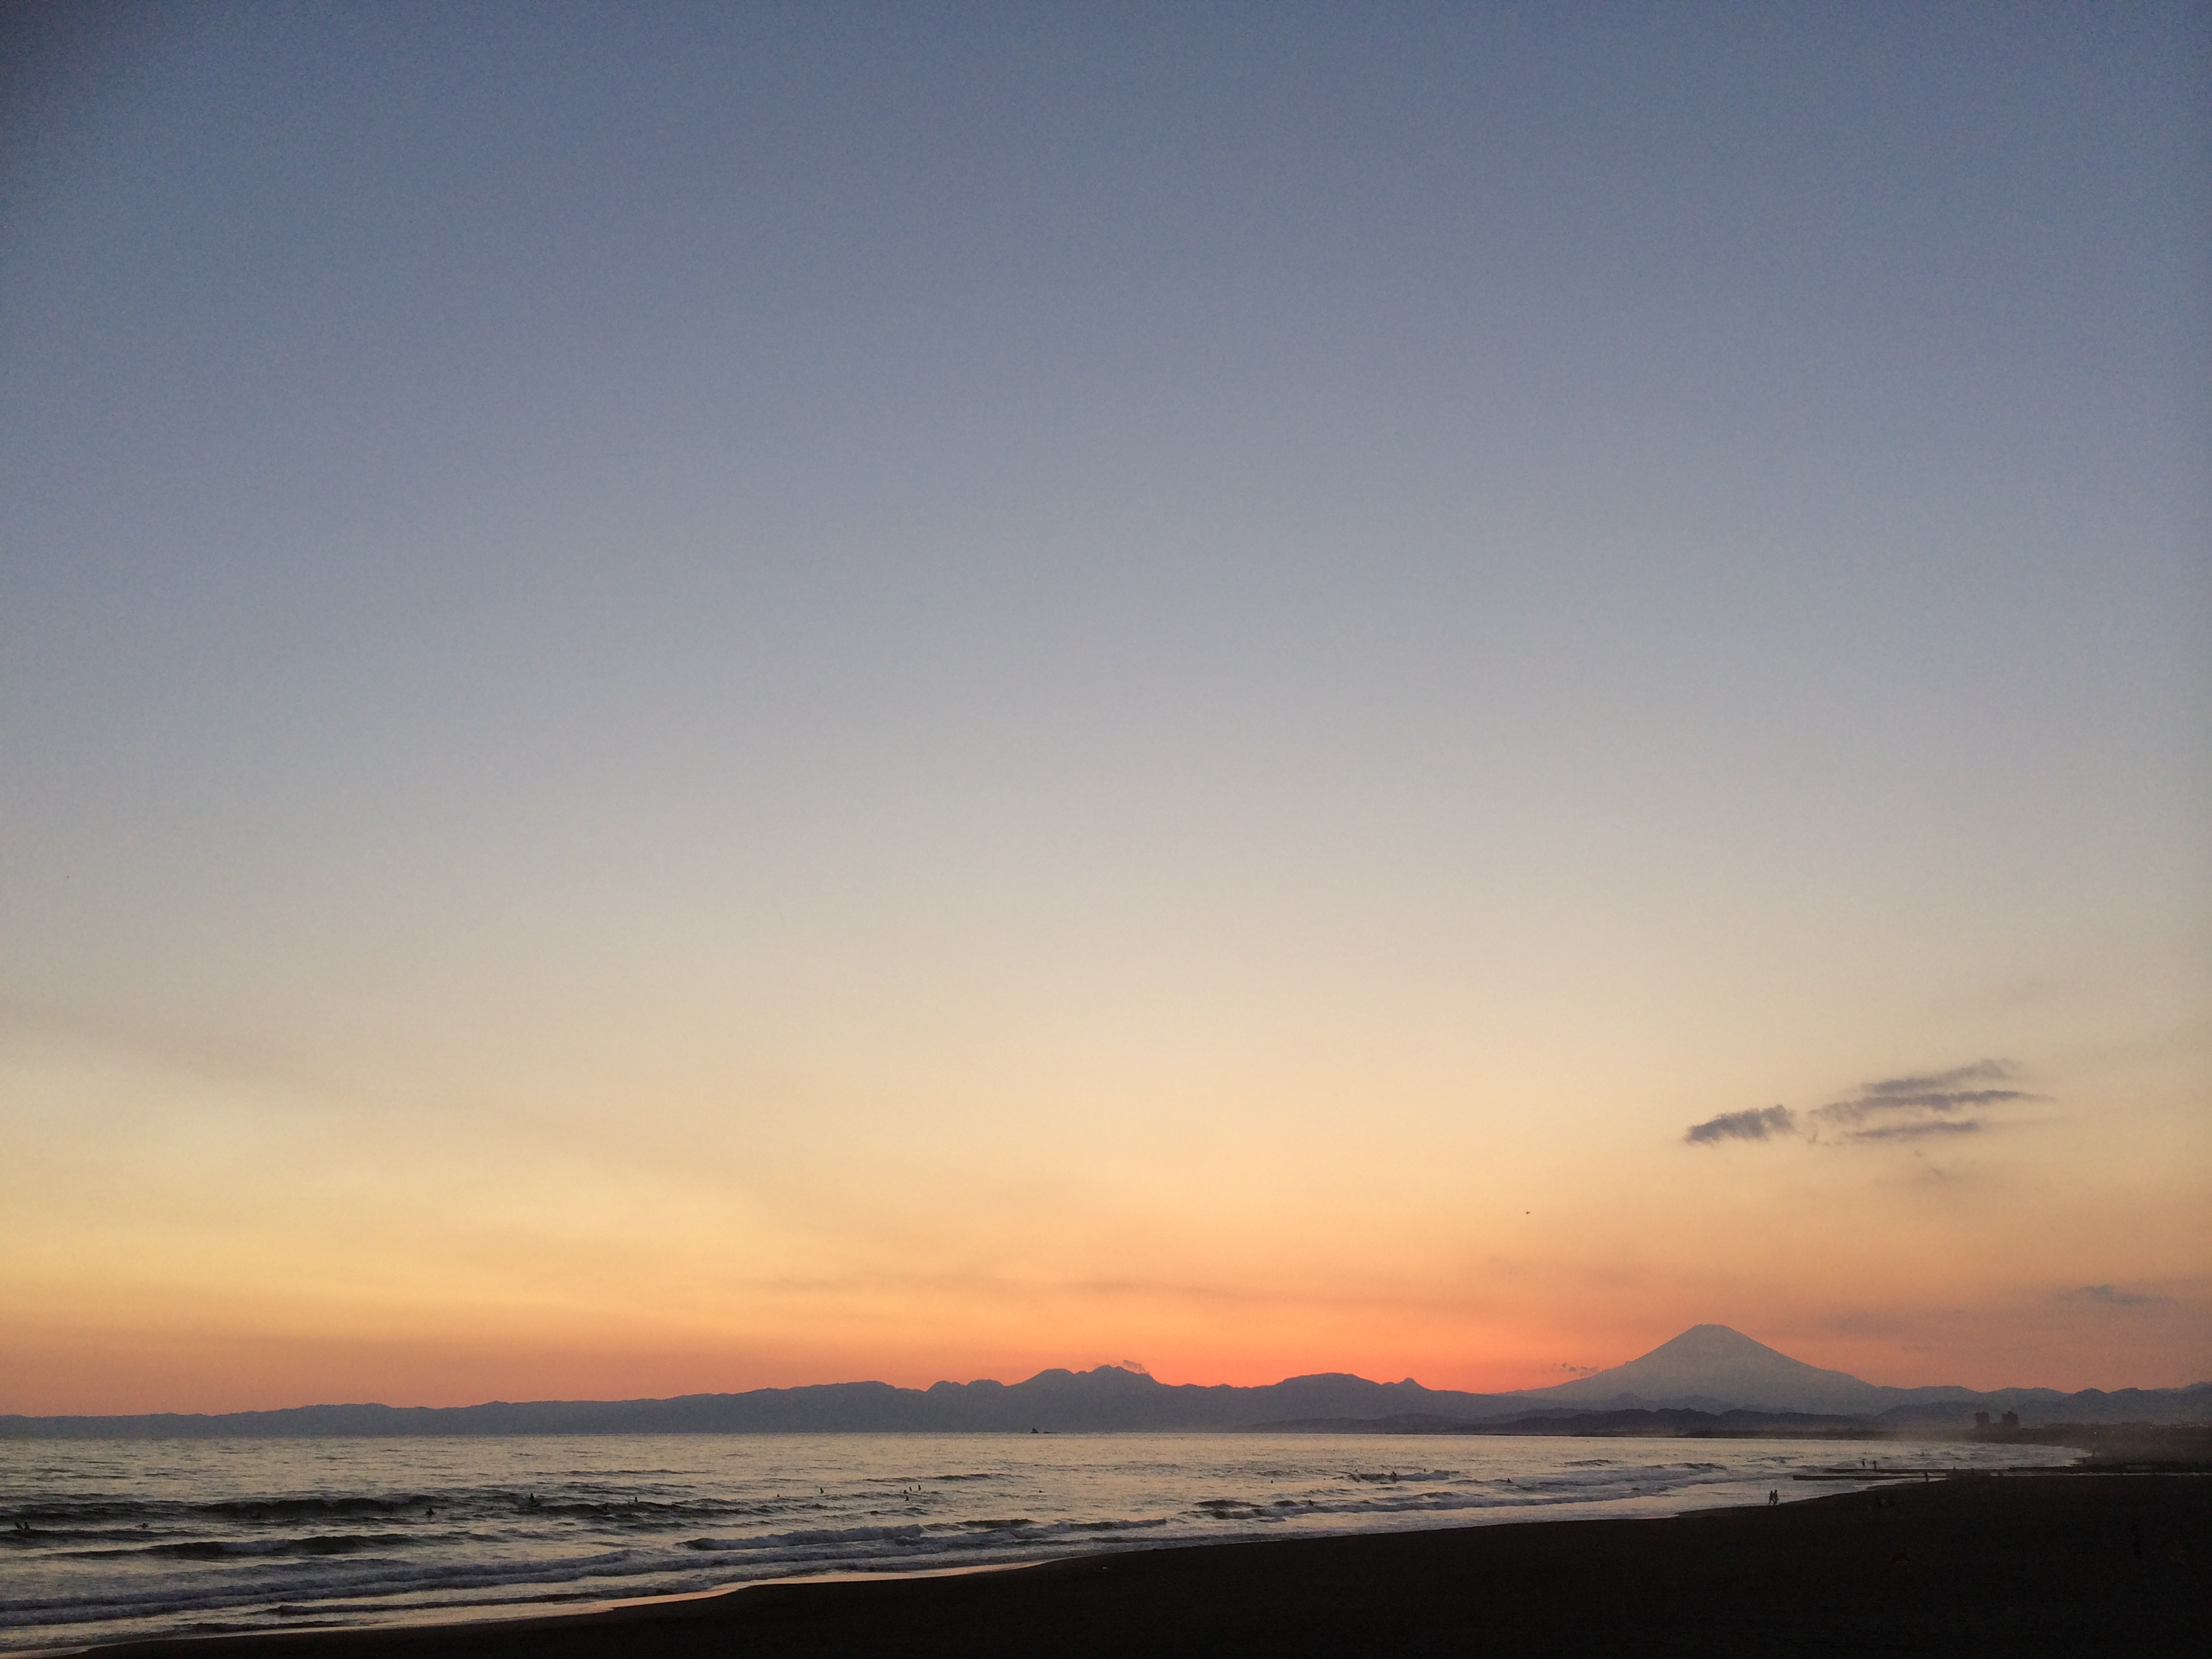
(3, 3, 2206, 1416)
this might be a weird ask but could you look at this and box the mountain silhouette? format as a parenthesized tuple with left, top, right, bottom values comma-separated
(1518, 1324, 1894, 1414)
(7, 1328, 2205, 1435)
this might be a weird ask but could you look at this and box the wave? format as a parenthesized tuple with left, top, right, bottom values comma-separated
(680, 1511, 1176, 1558)
(198, 1497, 415, 1520)
(685, 1523, 926, 1552)
(136, 1533, 419, 1559)
(7, 1429, 2030, 1652)
(0, 1548, 661, 1629)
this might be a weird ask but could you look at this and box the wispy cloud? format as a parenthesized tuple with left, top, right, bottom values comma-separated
(1849, 1120, 1984, 1141)
(1684, 1105, 1796, 1145)
(2068, 1284, 2170, 1308)
(1818, 1059, 2030, 1124)
(1683, 1060, 2044, 1150)
(1813, 1058, 2037, 1143)
(0, 996, 333, 1095)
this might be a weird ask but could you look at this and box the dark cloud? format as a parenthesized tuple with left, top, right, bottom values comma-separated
(1848, 1119, 1983, 1141)
(2070, 1284, 2169, 1308)
(1820, 1058, 2031, 1124)
(1866, 1059, 2015, 1094)
(1814, 1058, 2039, 1142)
(1684, 1105, 1796, 1145)
(1683, 1061, 2043, 1152)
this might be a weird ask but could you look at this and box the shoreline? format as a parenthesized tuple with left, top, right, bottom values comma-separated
(75, 1470, 2208, 1659)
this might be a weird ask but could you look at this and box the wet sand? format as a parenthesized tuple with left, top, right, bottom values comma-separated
(94, 1473, 2207, 1658)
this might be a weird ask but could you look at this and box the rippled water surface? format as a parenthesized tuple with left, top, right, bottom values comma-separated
(0, 1433, 2061, 1650)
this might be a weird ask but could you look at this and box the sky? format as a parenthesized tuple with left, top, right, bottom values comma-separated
(2, 2, 2207, 1415)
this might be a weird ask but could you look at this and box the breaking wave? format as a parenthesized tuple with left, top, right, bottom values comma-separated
(0, 1431, 2059, 1652)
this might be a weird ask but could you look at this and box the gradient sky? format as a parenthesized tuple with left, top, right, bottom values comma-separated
(3, 3, 2207, 1415)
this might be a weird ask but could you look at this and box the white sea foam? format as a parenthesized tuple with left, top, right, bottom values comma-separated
(0, 1433, 2060, 1652)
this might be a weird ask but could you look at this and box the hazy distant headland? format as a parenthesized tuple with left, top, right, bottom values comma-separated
(6, 1328, 2205, 1439)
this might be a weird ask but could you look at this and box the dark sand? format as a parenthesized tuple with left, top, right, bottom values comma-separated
(95, 1474, 2208, 1658)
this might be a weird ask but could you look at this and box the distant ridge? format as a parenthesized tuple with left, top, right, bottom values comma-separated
(1517, 1324, 1896, 1414)
(0, 1370, 1487, 1439)
(6, 1328, 2205, 1437)
(1510, 1326, 2212, 1427)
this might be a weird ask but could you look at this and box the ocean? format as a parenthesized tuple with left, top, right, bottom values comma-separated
(1, 1432, 2062, 1651)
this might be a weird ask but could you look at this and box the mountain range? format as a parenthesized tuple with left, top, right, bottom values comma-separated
(5, 1326, 2204, 1437)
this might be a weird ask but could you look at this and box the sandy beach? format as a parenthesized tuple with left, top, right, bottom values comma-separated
(85, 1473, 2205, 1658)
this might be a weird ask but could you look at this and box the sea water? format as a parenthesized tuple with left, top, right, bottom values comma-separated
(0, 1433, 2062, 1651)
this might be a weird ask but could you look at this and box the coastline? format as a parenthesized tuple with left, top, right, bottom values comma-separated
(78, 1472, 2207, 1659)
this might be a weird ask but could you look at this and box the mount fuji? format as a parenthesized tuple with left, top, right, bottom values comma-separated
(1507, 1324, 1902, 1414)
(7, 1325, 2207, 1435)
